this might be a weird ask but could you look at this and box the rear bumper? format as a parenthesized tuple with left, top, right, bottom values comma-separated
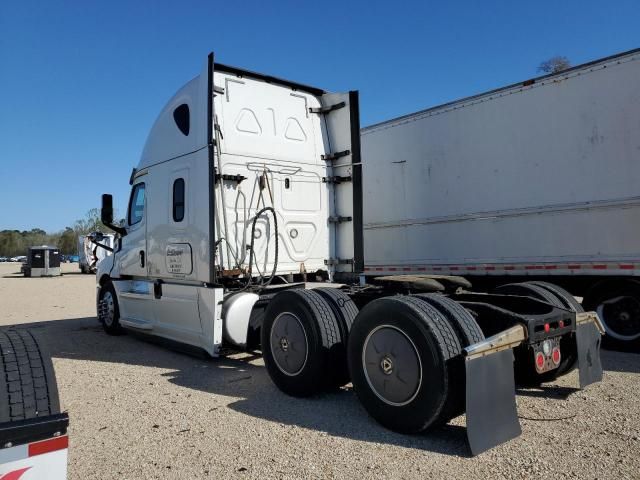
(0, 414, 69, 479)
(462, 312, 603, 455)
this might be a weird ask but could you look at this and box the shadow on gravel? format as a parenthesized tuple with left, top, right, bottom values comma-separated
(18, 316, 473, 458)
(516, 385, 580, 400)
(600, 349, 640, 374)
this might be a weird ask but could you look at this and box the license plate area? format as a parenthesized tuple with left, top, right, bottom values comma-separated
(531, 337, 562, 373)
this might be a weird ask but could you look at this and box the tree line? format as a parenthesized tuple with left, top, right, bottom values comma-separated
(0, 208, 115, 257)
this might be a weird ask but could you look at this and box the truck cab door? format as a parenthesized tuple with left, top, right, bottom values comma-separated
(114, 177, 154, 329)
(120, 180, 148, 277)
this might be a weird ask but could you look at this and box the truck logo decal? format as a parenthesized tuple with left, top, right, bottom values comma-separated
(0, 467, 31, 480)
(166, 243, 193, 275)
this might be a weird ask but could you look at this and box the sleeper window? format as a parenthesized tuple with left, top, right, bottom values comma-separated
(173, 178, 185, 222)
(128, 183, 146, 225)
(173, 104, 190, 136)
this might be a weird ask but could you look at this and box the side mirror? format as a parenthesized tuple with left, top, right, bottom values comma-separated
(101, 194, 127, 236)
(101, 194, 114, 225)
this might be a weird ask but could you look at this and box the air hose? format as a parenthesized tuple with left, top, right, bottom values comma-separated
(243, 206, 279, 290)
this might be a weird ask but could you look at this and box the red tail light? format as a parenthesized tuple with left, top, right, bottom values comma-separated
(552, 347, 561, 365)
(544, 323, 550, 333)
(535, 352, 545, 370)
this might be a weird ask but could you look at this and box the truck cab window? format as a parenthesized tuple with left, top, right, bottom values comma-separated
(173, 178, 185, 222)
(128, 183, 146, 225)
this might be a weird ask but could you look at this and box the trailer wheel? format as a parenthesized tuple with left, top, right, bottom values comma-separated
(495, 282, 575, 385)
(583, 280, 640, 351)
(413, 293, 484, 422)
(313, 288, 359, 388)
(98, 281, 123, 335)
(348, 296, 462, 433)
(0, 329, 61, 423)
(261, 289, 343, 397)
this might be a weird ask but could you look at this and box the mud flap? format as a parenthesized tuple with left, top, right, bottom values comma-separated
(576, 320, 603, 388)
(465, 349, 521, 455)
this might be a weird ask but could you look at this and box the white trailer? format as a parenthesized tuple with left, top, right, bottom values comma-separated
(96, 53, 604, 455)
(361, 48, 640, 349)
(78, 233, 115, 274)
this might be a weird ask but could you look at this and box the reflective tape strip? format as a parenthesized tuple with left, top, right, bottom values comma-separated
(364, 262, 640, 273)
(28, 436, 68, 458)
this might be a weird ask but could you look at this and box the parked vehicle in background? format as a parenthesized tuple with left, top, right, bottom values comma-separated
(22, 246, 62, 277)
(361, 48, 640, 350)
(0, 257, 8, 262)
(67, 255, 80, 263)
(9, 256, 26, 263)
(78, 232, 115, 274)
(95, 52, 603, 455)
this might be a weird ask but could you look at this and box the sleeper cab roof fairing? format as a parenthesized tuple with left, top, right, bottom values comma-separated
(137, 75, 205, 171)
(136, 57, 328, 172)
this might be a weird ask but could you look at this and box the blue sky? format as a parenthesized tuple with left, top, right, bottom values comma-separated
(1, 0, 638, 232)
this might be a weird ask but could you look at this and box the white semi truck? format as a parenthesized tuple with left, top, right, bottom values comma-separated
(96, 53, 604, 455)
(78, 232, 115, 274)
(362, 48, 640, 350)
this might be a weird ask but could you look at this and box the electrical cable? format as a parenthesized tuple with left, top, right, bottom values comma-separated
(518, 413, 578, 422)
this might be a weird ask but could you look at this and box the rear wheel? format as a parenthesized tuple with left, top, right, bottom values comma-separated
(413, 293, 484, 422)
(348, 296, 462, 433)
(528, 281, 584, 313)
(584, 281, 640, 351)
(261, 289, 343, 397)
(313, 288, 359, 388)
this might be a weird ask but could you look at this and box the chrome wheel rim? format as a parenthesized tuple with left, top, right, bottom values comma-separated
(102, 291, 115, 327)
(362, 325, 422, 406)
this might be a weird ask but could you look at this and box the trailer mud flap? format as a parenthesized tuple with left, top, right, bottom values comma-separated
(463, 325, 526, 455)
(465, 349, 521, 455)
(576, 313, 604, 389)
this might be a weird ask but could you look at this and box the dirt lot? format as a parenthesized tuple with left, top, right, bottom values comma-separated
(0, 262, 639, 479)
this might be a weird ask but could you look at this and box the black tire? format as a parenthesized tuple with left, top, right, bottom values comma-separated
(348, 296, 462, 433)
(313, 288, 358, 336)
(98, 281, 124, 335)
(261, 289, 343, 397)
(413, 293, 484, 345)
(495, 282, 572, 385)
(495, 282, 561, 306)
(583, 281, 640, 351)
(528, 281, 584, 313)
(0, 329, 61, 423)
(413, 293, 485, 422)
(313, 288, 359, 388)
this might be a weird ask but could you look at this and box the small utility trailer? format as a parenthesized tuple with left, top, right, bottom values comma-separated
(96, 52, 604, 454)
(0, 329, 69, 479)
(22, 247, 61, 278)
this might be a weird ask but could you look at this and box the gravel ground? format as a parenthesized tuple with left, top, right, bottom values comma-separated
(1, 262, 639, 479)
